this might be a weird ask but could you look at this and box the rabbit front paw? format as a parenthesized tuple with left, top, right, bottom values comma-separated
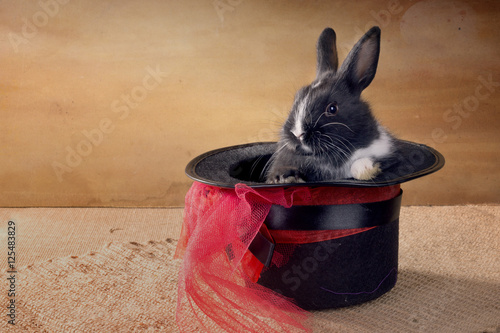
(266, 168, 306, 184)
(350, 158, 381, 180)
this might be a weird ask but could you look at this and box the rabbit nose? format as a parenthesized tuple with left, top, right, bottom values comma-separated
(293, 131, 304, 141)
(291, 126, 304, 140)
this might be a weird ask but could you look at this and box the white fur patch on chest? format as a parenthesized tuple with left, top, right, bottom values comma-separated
(349, 126, 393, 162)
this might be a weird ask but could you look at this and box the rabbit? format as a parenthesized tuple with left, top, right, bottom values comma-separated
(266, 26, 395, 184)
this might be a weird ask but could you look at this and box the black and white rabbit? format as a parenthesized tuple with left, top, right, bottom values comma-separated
(266, 26, 395, 184)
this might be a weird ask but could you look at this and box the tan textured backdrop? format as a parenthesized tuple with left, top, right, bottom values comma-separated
(1, 0, 499, 207)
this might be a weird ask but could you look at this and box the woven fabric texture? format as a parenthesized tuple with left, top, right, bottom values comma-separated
(0, 206, 498, 332)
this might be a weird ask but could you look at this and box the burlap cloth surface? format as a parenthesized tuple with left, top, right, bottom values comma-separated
(0, 206, 499, 332)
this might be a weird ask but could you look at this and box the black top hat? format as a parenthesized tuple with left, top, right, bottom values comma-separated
(184, 140, 444, 311)
(185, 140, 444, 188)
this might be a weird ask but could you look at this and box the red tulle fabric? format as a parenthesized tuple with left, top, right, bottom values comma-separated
(175, 181, 399, 332)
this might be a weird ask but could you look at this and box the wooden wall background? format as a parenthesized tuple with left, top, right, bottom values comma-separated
(1, 0, 499, 207)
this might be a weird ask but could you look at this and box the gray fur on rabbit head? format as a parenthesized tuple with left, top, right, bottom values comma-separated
(266, 26, 395, 184)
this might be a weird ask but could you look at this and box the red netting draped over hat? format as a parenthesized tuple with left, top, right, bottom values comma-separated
(175, 181, 399, 332)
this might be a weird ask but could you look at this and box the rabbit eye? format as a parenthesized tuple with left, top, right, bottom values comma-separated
(326, 102, 338, 116)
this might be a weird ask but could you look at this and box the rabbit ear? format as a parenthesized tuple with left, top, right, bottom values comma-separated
(316, 28, 339, 78)
(340, 26, 381, 92)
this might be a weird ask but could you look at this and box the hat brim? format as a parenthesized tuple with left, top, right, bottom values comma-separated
(185, 140, 444, 188)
